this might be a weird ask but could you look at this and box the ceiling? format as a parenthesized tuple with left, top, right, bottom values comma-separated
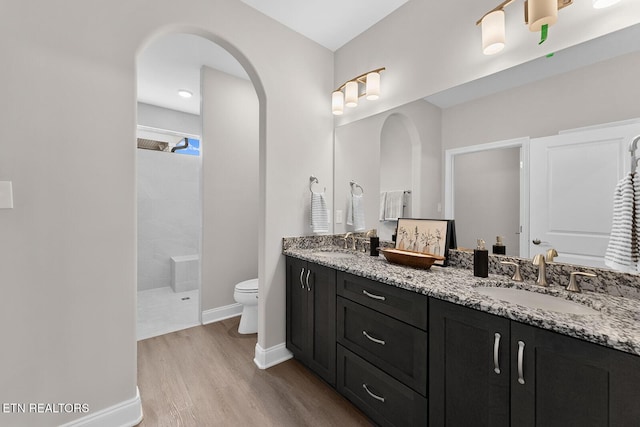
(137, 1, 408, 115)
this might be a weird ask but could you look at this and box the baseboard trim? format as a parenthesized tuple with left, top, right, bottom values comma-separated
(59, 386, 143, 427)
(202, 303, 242, 325)
(253, 342, 293, 370)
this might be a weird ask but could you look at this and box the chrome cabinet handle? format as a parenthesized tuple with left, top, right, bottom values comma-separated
(362, 330, 386, 345)
(362, 289, 386, 301)
(362, 384, 385, 403)
(299, 268, 305, 289)
(305, 270, 311, 291)
(517, 340, 526, 385)
(493, 333, 501, 374)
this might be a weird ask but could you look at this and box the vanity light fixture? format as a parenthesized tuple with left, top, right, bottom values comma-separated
(477, 0, 577, 55)
(177, 89, 193, 98)
(592, 0, 621, 8)
(332, 67, 385, 115)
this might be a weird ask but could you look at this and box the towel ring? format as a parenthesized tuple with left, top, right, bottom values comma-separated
(310, 175, 325, 193)
(350, 181, 364, 196)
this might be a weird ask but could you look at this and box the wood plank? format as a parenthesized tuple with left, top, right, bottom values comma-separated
(137, 317, 373, 426)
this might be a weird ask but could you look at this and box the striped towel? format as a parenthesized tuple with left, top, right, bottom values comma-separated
(604, 173, 638, 272)
(310, 192, 329, 233)
(347, 193, 365, 232)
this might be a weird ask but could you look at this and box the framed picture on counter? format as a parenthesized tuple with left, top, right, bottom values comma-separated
(395, 218, 456, 266)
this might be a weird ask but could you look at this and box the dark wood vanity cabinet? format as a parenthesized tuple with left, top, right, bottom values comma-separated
(285, 257, 336, 386)
(429, 298, 510, 427)
(430, 298, 640, 427)
(336, 272, 428, 427)
(510, 321, 640, 427)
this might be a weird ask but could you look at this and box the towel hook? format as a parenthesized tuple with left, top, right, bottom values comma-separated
(310, 175, 325, 193)
(630, 135, 640, 172)
(350, 180, 364, 195)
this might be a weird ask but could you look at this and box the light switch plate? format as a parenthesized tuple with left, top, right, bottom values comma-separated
(0, 181, 14, 209)
(335, 210, 343, 224)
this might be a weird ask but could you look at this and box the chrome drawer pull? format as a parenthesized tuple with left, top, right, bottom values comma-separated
(362, 289, 386, 301)
(493, 333, 501, 374)
(517, 340, 526, 385)
(362, 384, 385, 403)
(305, 270, 311, 291)
(362, 330, 386, 345)
(299, 268, 305, 289)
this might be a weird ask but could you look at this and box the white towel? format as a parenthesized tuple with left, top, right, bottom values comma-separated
(604, 173, 638, 272)
(384, 191, 405, 221)
(347, 192, 365, 232)
(379, 192, 387, 221)
(310, 192, 329, 233)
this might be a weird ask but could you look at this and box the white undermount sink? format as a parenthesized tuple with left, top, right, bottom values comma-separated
(475, 286, 599, 315)
(311, 251, 357, 259)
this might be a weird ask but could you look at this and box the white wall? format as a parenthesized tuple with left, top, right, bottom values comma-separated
(201, 66, 258, 312)
(441, 52, 640, 149)
(0, 1, 333, 425)
(137, 149, 201, 291)
(334, 1, 640, 126)
(137, 102, 202, 136)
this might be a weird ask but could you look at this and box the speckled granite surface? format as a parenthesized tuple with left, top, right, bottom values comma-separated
(283, 236, 640, 357)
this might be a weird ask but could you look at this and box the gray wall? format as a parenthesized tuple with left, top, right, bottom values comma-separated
(201, 66, 258, 312)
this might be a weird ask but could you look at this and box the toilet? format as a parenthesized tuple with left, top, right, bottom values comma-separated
(233, 278, 259, 334)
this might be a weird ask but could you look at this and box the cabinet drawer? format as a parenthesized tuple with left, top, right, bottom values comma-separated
(337, 345, 427, 427)
(337, 297, 427, 395)
(337, 272, 428, 330)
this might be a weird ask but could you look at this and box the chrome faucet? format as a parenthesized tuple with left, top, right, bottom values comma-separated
(545, 248, 558, 263)
(532, 254, 549, 287)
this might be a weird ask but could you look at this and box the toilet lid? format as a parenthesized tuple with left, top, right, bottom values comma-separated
(235, 278, 258, 292)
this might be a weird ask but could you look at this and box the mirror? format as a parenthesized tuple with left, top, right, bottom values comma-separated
(333, 24, 640, 270)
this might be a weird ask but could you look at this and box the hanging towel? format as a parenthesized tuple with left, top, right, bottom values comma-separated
(379, 192, 387, 221)
(384, 191, 405, 221)
(310, 192, 329, 234)
(605, 173, 638, 272)
(347, 192, 366, 231)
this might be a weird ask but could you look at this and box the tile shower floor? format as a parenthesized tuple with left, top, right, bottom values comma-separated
(137, 287, 200, 341)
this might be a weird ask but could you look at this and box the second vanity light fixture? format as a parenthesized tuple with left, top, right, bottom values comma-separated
(332, 67, 385, 115)
(477, 0, 622, 55)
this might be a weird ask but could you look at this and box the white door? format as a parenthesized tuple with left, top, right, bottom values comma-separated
(530, 122, 640, 268)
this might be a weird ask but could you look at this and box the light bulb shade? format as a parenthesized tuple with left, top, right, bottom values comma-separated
(332, 91, 344, 115)
(481, 10, 505, 55)
(592, 0, 621, 8)
(365, 72, 381, 100)
(345, 81, 359, 107)
(528, 0, 557, 32)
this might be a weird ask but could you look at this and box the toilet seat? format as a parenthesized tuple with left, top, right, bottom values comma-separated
(235, 278, 258, 293)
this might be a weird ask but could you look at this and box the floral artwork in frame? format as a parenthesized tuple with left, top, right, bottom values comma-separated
(395, 218, 456, 266)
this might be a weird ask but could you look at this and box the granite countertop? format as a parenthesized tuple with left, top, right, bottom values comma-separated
(283, 245, 640, 357)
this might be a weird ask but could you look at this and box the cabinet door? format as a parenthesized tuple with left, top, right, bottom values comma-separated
(429, 299, 510, 427)
(307, 262, 337, 386)
(511, 322, 640, 427)
(286, 257, 309, 362)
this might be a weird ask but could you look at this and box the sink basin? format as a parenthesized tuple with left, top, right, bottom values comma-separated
(475, 287, 599, 315)
(311, 251, 357, 259)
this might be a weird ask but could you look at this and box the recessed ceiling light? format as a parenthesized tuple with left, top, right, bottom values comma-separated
(177, 89, 193, 98)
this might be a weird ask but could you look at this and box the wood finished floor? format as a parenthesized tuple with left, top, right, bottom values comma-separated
(137, 317, 373, 427)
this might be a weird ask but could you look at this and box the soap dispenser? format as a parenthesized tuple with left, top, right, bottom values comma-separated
(474, 239, 489, 278)
(492, 236, 506, 255)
